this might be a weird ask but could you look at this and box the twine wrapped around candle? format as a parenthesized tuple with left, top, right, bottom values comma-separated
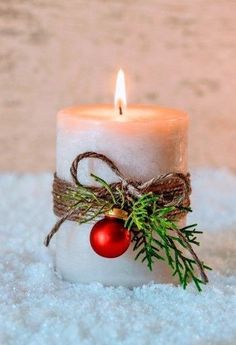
(45, 151, 191, 246)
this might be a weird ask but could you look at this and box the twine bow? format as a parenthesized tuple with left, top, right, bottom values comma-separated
(44, 151, 191, 247)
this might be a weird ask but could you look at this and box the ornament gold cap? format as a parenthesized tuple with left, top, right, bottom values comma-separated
(105, 208, 128, 220)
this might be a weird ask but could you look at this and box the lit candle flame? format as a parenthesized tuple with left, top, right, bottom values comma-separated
(114, 69, 127, 115)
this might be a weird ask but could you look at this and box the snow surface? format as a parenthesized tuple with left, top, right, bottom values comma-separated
(0, 169, 236, 345)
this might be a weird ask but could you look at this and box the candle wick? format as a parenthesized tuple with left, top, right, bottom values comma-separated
(119, 106, 123, 115)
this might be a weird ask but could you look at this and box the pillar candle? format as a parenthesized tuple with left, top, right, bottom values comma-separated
(55, 103, 188, 287)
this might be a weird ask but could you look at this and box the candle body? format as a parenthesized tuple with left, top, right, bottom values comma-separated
(55, 105, 188, 287)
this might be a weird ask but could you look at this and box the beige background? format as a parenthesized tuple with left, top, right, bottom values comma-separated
(0, 0, 235, 172)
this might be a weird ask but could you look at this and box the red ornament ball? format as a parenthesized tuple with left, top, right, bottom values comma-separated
(90, 210, 131, 258)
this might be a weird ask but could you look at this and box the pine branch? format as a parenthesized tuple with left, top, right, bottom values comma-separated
(126, 193, 211, 291)
(64, 176, 211, 291)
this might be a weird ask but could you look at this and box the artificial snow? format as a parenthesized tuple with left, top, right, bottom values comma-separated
(0, 169, 236, 345)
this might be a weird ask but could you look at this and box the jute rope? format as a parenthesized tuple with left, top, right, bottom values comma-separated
(45, 151, 192, 247)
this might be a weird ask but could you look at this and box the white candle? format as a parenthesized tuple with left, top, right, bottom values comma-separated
(54, 72, 188, 287)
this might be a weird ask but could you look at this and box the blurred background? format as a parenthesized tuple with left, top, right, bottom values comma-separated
(0, 0, 235, 172)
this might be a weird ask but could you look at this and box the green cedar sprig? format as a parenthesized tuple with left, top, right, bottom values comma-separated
(125, 193, 211, 291)
(64, 174, 211, 291)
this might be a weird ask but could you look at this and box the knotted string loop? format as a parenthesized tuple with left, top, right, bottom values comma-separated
(44, 152, 191, 247)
